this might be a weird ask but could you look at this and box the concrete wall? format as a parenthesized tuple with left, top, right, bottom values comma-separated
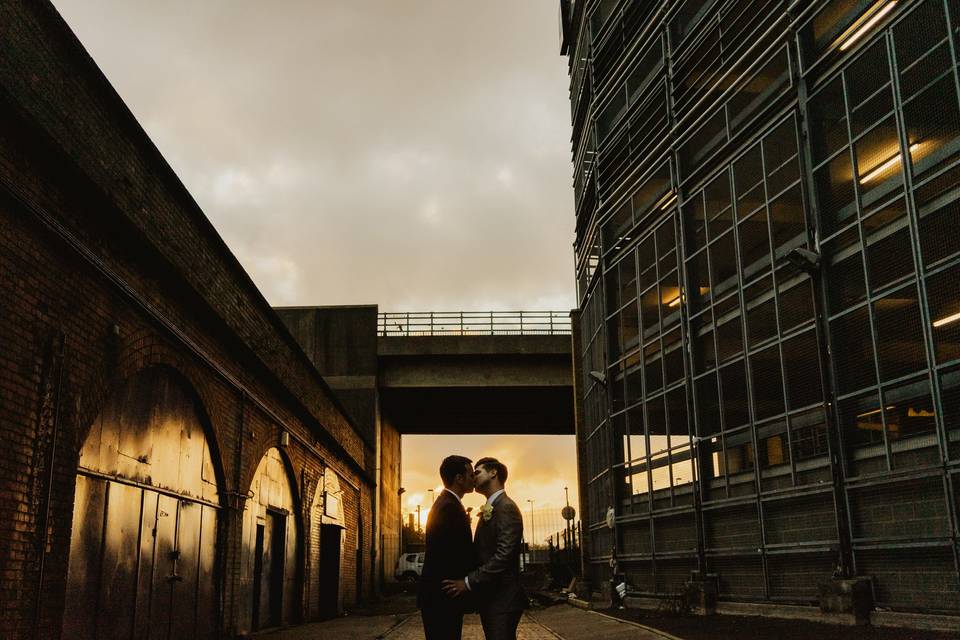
(379, 417, 402, 583)
(276, 306, 379, 451)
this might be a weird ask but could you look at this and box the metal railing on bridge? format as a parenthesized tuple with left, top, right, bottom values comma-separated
(378, 311, 571, 336)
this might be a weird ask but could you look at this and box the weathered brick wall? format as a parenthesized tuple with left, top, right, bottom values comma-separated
(0, 2, 375, 638)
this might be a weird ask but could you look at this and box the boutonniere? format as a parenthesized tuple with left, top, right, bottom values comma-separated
(479, 504, 494, 521)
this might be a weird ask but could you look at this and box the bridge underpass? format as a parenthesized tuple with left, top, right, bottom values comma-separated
(274, 306, 577, 585)
(378, 333, 574, 435)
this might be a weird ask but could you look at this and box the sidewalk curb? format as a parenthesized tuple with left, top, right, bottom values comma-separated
(580, 607, 686, 640)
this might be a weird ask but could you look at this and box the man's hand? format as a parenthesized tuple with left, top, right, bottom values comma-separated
(441, 578, 468, 598)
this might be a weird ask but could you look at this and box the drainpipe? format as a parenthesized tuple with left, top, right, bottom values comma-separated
(34, 331, 65, 639)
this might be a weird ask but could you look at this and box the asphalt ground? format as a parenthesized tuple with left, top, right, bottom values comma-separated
(255, 588, 957, 640)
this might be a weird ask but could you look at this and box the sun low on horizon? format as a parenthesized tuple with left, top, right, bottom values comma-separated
(401, 434, 579, 545)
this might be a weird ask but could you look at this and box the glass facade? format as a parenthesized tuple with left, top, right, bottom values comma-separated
(564, 0, 960, 611)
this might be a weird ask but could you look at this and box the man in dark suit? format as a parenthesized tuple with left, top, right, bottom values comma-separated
(442, 457, 527, 640)
(417, 455, 478, 640)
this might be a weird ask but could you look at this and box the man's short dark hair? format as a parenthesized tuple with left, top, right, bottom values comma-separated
(475, 457, 508, 484)
(439, 455, 473, 487)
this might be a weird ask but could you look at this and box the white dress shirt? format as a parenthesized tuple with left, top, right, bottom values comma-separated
(464, 489, 505, 590)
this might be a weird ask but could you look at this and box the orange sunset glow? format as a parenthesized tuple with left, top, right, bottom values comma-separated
(401, 435, 579, 546)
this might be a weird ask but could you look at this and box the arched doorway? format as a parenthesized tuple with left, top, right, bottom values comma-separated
(313, 469, 344, 619)
(241, 447, 300, 632)
(62, 366, 222, 640)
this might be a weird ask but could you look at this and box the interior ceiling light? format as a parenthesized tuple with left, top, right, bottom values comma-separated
(655, 191, 678, 211)
(856, 405, 895, 419)
(667, 295, 682, 308)
(860, 142, 920, 184)
(839, 1, 897, 52)
(933, 310, 960, 328)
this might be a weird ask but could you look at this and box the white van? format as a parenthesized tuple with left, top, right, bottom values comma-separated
(394, 552, 424, 581)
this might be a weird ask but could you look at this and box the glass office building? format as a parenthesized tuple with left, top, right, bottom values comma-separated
(562, 0, 960, 614)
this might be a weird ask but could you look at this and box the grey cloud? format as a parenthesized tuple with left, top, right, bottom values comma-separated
(52, 0, 576, 311)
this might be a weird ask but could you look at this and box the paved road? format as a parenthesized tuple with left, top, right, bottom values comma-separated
(386, 612, 560, 639)
(257, 605, 675, 640)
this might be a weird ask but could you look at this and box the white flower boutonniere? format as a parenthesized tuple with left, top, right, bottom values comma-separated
(480, 504, 494, 521)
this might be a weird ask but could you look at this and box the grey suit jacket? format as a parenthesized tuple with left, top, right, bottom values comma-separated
(466, 493, 528, 613)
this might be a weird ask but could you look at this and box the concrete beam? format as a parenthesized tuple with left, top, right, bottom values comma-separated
(378, 334, 571, 357)
(381, 386, 574, 435)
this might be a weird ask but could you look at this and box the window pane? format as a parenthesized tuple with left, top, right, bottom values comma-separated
(705, 171, 734, 240)
(768, 184, 807, 253)
(734, 144, 765, 215)
(873, 284, 927, 382)
(863, 200, 914, 292)
(764, 116, 801, 197)
(751, 346, 785, 420)
(746, 279, 778, 347)
(696, 372, 721, 436)
(667, 386, 689, 437)
(783, 330, 825, 410)
(791, 408, 829, 461)
(939, 368, 960, 460)
(759, 424, 790, 469)
(854, 117, 904, 207)
(925, 264, 960, 364)
(645, 341, 663, 393)
(738, 208, 771, 280)
(903, 75, 960, 183)
(778, 277, 815, 333)
(830, 306, 877, 394)
(619, 251, 638, 303)
(626, 362, 643, 407)
(815, 151, 856, 234)
(893, 0, 949, 73)
(709, 231, 738, 295)
(809, 77, 848, 163)
(845, 40, 892, 133)
(715, 306, 743, 362)
(840, 392, 884, 449)
(825, 228, 867, 313)
(916, 166, 960, 267)
(883, 378, 936, 439)
(721, 360, 750, 429)
(695, 319, 717, 373)
(640, 285, 659, 336)
(623, 301, 640, 354)
(685, 192, 707, 252)
(663, 329, 685, 386)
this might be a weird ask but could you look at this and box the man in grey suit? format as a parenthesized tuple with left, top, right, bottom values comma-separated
(442, 457, 527, 640)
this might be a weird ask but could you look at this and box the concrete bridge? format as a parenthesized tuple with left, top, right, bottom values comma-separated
(275, 307, 575, 437)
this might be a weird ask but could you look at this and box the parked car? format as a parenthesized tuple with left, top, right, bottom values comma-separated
(394, 552, 424, 581)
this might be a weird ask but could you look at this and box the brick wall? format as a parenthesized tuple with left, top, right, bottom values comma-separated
(0, 2, 375, 638)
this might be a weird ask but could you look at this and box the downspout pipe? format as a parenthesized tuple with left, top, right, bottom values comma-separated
(34, 331, 65, 639)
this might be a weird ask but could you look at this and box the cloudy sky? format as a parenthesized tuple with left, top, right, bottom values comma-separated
(51, 0, 580, 530)
(52, 0, 576, 311)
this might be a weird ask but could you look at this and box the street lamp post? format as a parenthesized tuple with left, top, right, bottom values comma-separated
(526, 499, 536, 550)
(428, 488, 435, 505)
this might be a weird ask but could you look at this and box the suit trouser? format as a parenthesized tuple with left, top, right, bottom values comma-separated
(421, 605, 465, 640)
(479, 609, 523, 640)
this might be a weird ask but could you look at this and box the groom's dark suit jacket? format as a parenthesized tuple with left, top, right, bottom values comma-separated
(417, 489, 478, 611)
(466, 492, 528, 613)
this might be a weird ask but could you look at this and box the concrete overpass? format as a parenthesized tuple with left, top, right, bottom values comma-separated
(378, 333, 573, 435)
(274, 307, 575, 437)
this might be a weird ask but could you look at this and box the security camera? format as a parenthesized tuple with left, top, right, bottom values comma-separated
(785, 247, 821, 274)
